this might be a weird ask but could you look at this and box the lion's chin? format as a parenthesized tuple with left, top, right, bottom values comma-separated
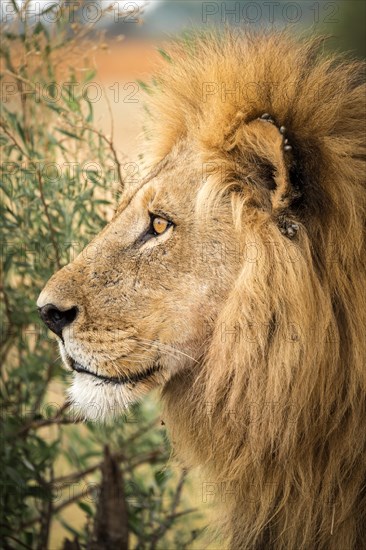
(67, 372, 148, 422)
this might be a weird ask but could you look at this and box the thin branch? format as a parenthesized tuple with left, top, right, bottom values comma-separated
(148, 470, 189, 549)
(0, 120, 29, 158)
(127, 450, 166, 471)
(87, 125, 125, 191)
(4, 69, 125, 193)
(37, 466, 54, 550)
(165, 508, 198, 521)
(3, 534, 33, 550)
(55, 484, 97, 516)
(18, 401, 72, 436)
(53, 464, 102, 487)
(9, 0, 19, 12)
(0, 284, 14, 361)
(30, 362, 58, 424)
(64, 120, 125, 190)
(22, 484, 98, 529)
(4, 69, 34, 86)
(124, 418, 159, 445)
(100, 80, 115, 145)
(22, 449, 167, 530)
(54, 449, 164, 487)
(36, 167, 61, 269)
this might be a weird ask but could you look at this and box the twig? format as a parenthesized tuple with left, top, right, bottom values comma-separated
(124, 418, 159, 445)
(100, 80, 115, 145)
(64, 120, 125, 191)
(10, 0, 20, 13)
(54, 484, 98, 515)
(88, 125, 125, 191)
(54, 449, 164, 487)
(18, 401, 72, 436)
(2, 534, 33, 550)
(148, 470, 189, 549)
(23, 448, 167, 530)
(30, 362, 58, 425)
(0, 120, 29, 158)
(127, 450, 166, 471)
(37, 466, 54, 550)
(0, 284, 14, 361)
(36, 167, 61, 269)
(21, 484, 98, 530)
(54, 450, 126, 487)
(165, 508, 198, 521)
(53, 490, 100, 514)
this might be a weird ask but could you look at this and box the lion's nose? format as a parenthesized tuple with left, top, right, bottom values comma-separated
(38, 303, 78, 338)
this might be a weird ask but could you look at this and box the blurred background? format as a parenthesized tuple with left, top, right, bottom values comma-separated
(4, 0, 363, 157)
(1, 1, 365, 549)
(55, 0, 366, 156)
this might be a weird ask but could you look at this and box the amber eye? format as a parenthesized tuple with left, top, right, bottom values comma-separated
(151, 216, 170, 236)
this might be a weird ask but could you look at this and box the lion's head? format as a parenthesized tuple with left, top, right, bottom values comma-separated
(38, 31, 366, 548)
(37, 143, 236, 416)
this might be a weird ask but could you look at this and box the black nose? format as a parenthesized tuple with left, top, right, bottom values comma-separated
(39, 303, 78, 338)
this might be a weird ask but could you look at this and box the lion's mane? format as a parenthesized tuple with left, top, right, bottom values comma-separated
(147, 31, 366, 549)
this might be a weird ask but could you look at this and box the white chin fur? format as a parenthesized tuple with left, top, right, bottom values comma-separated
(67, 373, 143, 422)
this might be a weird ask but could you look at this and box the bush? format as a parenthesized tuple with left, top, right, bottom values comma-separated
(0, 2, 200, 548)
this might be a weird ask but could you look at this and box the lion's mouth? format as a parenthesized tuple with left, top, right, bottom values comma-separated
(70, 358, 161, 386)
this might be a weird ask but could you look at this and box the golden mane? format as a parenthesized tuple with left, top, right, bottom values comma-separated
(147, 30, 366, 548)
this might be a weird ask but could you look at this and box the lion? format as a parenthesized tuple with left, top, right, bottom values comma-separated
(38, 30, 366, 549)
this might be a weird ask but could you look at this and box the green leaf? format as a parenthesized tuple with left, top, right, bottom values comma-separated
(34, 22, 47, 37)
(40, 3, 59, 17)
(84, 69, 96, 83)
(85, 99, 93, 124)
(78, 501, 93, 517)
(55, 127, 82, 140)
(158, 48, 172, 63)
(136, 79, 153, 95)
(58, 517, 81, 538)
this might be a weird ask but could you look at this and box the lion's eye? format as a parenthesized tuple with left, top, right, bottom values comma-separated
(150, 215, 171, 236)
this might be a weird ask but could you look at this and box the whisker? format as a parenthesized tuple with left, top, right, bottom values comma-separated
(137, 337, 199, 364)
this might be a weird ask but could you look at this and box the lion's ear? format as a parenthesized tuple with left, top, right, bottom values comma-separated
(228, 115, 300, 236)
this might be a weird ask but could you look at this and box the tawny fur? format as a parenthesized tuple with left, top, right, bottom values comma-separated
(38, 30, 366, 549)
(150, 31, 366, 549)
